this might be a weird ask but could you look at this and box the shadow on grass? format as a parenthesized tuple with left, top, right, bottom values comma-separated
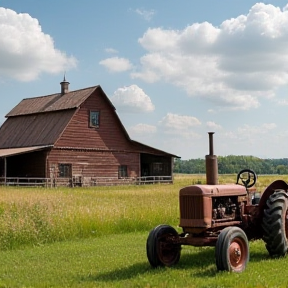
(249, 250, 270, 262)
(81, 262, 151, 282)
(81, 248, 216, 283)
(80, 247, 272, 283)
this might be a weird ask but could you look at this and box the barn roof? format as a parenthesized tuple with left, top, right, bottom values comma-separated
(0, 110, 75, 148)
(0, 84, 179, 158)
(6, 86, 114, 117)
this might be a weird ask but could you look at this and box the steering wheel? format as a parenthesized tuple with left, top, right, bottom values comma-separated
(236, 169, 257, 188)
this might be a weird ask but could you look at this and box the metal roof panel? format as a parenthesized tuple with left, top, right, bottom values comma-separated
(6, 86, 98, 117)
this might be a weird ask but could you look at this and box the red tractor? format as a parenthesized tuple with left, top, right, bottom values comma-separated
(146, 132, 288, 272)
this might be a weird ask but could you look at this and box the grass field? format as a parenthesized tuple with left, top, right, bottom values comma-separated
(1, 232, 288, 288)
(0, 173, 288, 287)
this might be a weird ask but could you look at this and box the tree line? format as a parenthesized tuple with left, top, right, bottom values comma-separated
(173, 155, 288, 175)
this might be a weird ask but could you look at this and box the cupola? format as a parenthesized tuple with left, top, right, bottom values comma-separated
(60, 75, 70, 95)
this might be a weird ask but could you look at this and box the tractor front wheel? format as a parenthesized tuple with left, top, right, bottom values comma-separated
(146, 224, 181, 267)
(262, 190, 288, 257)
(215, 227, 249, 272)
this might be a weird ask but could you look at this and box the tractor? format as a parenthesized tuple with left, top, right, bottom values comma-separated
(146, 132, 288, 272)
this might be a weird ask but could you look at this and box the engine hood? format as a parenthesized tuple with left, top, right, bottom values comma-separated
(180, 184, 247, 197)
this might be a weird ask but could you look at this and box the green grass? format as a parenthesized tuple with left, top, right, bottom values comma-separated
(0, 174, 287, 287)
(0, 232, 288, 287)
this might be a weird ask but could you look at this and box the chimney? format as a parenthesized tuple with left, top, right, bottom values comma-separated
(205, 132, 218, 185)
(60, 75, 70, 95)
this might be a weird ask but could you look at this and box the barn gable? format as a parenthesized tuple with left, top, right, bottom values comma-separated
(54, 87, 132, 150)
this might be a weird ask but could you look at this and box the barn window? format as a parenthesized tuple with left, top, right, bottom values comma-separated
(90, 111, 100, 128)
(118, 165, 128, 178)
(59, 164, 72, 178)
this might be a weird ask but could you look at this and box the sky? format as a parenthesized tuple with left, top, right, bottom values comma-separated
(0, 0, 288, 160)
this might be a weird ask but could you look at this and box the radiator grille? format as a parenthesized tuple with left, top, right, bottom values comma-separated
(180, 195, 204, 219)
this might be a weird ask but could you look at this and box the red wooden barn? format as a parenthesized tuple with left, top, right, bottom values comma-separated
(0, 80, 178, 186)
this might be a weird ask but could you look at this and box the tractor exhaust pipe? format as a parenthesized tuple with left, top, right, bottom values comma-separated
(205, 132, 218, 185)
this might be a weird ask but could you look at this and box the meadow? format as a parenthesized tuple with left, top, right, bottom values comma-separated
(0, 173, 288, 287)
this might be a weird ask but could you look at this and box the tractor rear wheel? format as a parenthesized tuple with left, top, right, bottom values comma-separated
(215, 227, 249, 272)
(262, 191, 288, 257)
(146, 224, 181, 267)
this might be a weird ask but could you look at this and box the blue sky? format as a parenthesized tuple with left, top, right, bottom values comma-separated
(0, 0, 288, 160)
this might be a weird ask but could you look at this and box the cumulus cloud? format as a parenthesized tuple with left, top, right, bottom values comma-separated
(131, 3, 288, 110)
(0, 8, 76, 81)
(99, 57, 133, 72)
(216, 122, 278, 156)
(129, 123, 157, 134)
(223, 123, 277, 141)
(105, 48, 118, 54)
(111, 84, 155, 113)
(237, 123, 277, 135)
(206, 121, 223, 130)
(159, 113, 201, 130)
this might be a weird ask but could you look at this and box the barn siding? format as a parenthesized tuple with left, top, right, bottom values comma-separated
(47, 149, 139, 179)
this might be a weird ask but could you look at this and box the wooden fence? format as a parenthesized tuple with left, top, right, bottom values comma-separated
(0, 177, 51, 187)
(0, 175, 173, 187)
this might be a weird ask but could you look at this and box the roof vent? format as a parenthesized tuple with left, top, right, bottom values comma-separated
(60, 75, 70, 95)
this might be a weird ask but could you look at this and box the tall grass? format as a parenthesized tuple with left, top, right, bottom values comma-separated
(0, 184, 178, 250)
(0, 174, 286, 250)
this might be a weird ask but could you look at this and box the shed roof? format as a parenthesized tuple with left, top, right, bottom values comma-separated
(0, 145, 52, 158)
(131, 140, 179, 158)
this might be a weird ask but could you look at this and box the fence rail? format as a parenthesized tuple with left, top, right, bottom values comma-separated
(0, 177, 51, 187)
(136, 176, 173, 184)
(0, 175, 173, 187)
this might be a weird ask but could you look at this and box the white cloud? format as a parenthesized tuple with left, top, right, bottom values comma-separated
(131, 3, 288, 111)
(99, 57, 132, 72)
(135, 8, 155, 21)
(129, 123, 157, 134)
(105, 48, 118, 54)
(223, 123, 277, 141)
(0, 8, 76, 82)
(163, 129, 202, 139)
(159, 113, 201, 130)
(111, 84, 155, 113)
(237, 123, 277, 135)
(206, 121, 223, 130)
(217, 122, 278, 155)
(261, 123, 277, 130)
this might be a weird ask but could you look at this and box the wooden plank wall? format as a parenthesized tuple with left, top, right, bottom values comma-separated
(47, 149, 139, 179)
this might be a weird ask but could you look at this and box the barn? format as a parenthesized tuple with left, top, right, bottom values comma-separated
(0, 79, 179, 186)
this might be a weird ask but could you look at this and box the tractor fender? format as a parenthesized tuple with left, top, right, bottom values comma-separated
(258, 180, 288, 217)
